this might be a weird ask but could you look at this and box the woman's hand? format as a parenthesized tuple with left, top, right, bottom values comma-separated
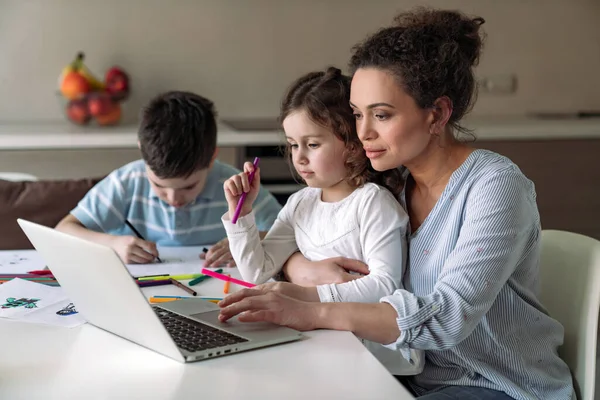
(282, 253, 370, 286)
(218, 287, 320, 331)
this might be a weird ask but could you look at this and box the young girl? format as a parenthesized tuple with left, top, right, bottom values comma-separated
(221, 67, 422, 375)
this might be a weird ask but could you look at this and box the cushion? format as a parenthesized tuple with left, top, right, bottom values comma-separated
(0, 177, 103, 250)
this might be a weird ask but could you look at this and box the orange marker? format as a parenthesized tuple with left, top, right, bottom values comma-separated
(223, 274, 231, 294)
(149, 298, 179, 304)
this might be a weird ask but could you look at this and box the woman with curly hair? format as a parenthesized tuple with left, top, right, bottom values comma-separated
(218, 8, 574, 400)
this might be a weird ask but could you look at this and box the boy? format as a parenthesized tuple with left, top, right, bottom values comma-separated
(56, 91, 282, 265)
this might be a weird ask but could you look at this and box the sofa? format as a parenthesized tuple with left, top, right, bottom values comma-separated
(0, 177, 102, 250)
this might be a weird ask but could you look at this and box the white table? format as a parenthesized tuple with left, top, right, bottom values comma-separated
(0, 263, 414, 400)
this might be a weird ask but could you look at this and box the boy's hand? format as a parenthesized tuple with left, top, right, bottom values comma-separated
(223, 162, 261, 220)
(200, 238, 236, 268)
(110, 235, 159, 264)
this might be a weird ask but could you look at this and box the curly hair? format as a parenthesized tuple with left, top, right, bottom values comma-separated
(279, 67, 403, 197)
(349, 7, 486, 138)
(138, 91, 218, 179)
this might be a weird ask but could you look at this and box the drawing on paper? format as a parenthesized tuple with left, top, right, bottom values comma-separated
(56, 302, 78, 316)
(0, 254, 29, 267)
(1, 297, 40, 309)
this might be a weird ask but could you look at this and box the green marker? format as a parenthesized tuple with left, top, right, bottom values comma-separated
(189, 268, 223, 286)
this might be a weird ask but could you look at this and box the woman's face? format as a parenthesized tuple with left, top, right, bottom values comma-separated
(350, 68, 434, 171)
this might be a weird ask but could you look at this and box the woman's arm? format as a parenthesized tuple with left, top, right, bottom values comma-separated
(218, 287, 401, 344)
(282, 253, 370, 286)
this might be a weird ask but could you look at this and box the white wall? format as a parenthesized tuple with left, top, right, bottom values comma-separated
(1, 0, 599, 124)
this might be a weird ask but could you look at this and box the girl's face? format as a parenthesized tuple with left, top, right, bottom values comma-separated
(350, 68, 434, 172)
(283, 110, 351, 197)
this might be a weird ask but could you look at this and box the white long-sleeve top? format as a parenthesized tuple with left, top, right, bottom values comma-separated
(222, 182, 423, 375)
(222, 183, 408, 303)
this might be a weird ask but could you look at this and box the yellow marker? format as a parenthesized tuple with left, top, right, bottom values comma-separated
(139, 273, 203, 281)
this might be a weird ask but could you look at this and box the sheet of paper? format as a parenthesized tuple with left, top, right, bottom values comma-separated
(0, 250, 47, 274)
(0, 278, 68, 318)
(20, 299, 86, 328)
(125, 245, 210, 277)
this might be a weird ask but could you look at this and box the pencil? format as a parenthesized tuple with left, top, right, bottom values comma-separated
(124, 219, 163, 263)
(223, 274, 230, 294)
(169, 278, 197, 296)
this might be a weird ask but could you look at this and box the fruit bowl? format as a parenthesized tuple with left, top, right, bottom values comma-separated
(58, 52, 130, 127)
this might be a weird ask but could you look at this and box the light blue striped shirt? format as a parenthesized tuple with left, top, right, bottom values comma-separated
(71, 159, 282, 246)
(380, 150, 574, 399)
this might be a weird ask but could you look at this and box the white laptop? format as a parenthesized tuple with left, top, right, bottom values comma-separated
(17, 219, 303, 363)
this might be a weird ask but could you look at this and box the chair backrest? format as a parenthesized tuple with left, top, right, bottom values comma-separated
(0, 172, 38, 181)
(539, 230, 600, 400)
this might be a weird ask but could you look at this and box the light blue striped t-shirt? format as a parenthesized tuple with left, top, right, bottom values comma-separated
(380, 149, 574, 400)
(71, 159, 282, 246)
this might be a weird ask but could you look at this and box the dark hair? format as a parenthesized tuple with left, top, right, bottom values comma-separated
(138, 91, 218, 178)
(279, 67, 403, 197)
(349, 7, 485, 138)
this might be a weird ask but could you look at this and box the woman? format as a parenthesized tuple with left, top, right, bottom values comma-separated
(218, 8, 574, 400)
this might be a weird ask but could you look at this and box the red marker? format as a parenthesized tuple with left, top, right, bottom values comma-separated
(27, 270, 54, 276)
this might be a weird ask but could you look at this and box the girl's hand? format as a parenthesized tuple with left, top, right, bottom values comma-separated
(223, 162, 261, 220)
(282, 253, 370, 286)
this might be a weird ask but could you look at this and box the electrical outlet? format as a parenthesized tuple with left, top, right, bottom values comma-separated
(478, 74, 517, 94)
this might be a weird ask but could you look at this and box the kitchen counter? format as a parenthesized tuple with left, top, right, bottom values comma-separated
(0, 117, 599, 150)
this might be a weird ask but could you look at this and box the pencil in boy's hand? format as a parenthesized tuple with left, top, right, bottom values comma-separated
(124, 219, 163, 263)
(231, 157, 260, 224)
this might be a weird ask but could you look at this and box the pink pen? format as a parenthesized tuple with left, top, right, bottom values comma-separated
(201, 268, 256, 288)
(231, 157, 260, 224)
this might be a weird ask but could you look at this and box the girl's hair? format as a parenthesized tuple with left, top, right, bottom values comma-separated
(279, 66, 403, 197)
(349, 7, 486, 139)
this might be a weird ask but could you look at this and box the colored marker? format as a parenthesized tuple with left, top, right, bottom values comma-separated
(137, 279, 172, 288)
(223, 275, 230, 294)
(200, 268, 255, 288)
(188, 268, 223, 286)
(169, 278, 197, 296)
(27, 270, 53, 276)
(138, 273, 203, 281)
(231, 157, 260, 224)
(153, 295, 224, 300)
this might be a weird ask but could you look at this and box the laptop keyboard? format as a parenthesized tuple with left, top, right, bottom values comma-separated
(154, 307, 248, 353)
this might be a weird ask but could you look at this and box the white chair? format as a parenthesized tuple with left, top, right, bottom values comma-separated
(0, 172, 38, 181)
(539, 230, 600, 400)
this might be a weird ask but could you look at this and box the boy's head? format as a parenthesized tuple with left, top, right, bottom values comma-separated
(138, 91, 218, 208)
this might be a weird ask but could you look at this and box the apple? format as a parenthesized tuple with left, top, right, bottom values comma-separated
(95, 103, 122, 126)
(105, 66, 130, 101)
(66, 98, 91, 125)
(87, 92, 114, 117)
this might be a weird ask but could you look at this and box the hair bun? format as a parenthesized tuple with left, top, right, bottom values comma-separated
(393, 8, 485, 67)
